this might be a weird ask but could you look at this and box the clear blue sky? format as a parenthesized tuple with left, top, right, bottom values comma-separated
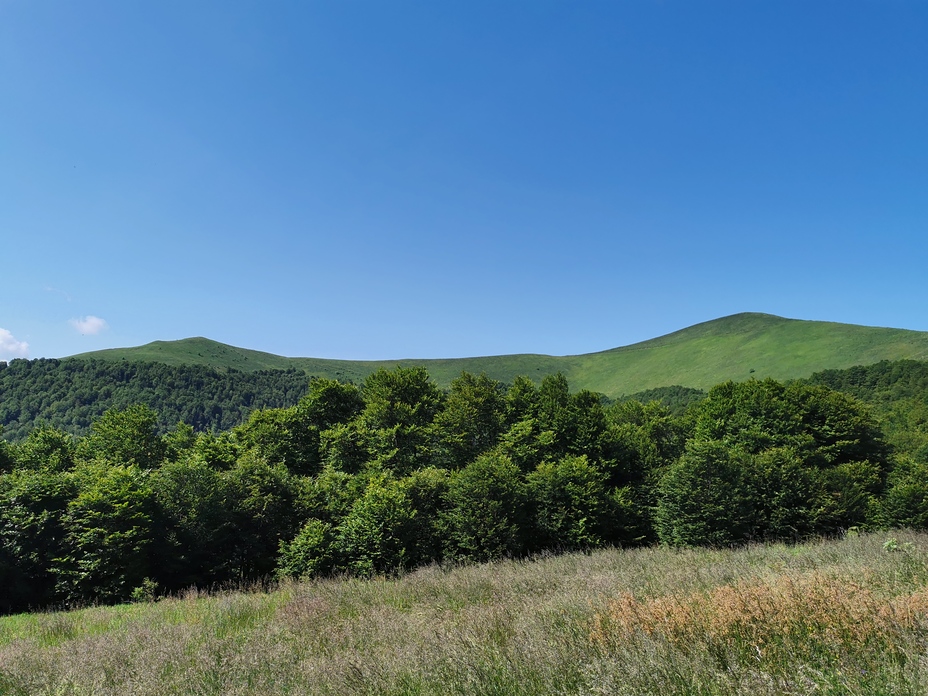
(2, 1, 926, 361)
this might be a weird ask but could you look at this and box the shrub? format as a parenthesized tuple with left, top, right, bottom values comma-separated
(441, 453, 530, 562)
(655, 440, 748, 547)
(334, 476, 416, 577)
(277, 519, 336, 580)
(527, 455, 613, 550)
(55, 463, 157, 605)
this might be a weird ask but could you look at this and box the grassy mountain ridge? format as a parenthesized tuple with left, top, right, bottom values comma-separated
(68, 313, 928, 396)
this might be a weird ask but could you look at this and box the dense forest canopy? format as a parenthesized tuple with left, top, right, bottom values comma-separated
(618, 385, 706, 416)
(803, 360, 928, 464)
(0, 358, 310, 441)
(3, 360, 928, 615)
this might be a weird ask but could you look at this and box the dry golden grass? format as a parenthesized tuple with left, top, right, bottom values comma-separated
(591, 570, 928, 660)
(2, 532, 928, 695)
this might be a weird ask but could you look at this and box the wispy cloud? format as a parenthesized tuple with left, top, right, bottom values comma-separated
(69, 315, 109, 335)
(0, 328, 29, 360)
(45, 286, 73, 302)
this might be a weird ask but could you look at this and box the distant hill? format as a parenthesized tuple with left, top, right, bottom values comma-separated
(70, 313, 928, 397)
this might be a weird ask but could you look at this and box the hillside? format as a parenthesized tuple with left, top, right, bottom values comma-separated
(70, 313, 928, 396)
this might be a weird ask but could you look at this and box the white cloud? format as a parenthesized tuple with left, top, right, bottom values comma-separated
(45, 286, 73, 302)
(0, 328, 29, 360)
(69, 315, 109, 335)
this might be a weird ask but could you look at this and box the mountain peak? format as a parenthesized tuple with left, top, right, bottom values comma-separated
(65, 314, 928, 396)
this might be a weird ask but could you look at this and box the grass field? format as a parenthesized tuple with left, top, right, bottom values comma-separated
(3, 531, 928, 695)
(69, 313, 928, 397)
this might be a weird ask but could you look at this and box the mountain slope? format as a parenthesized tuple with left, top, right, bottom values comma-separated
(68, 313, 928, 396)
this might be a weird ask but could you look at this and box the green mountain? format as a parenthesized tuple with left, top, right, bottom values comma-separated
(68, 313, 928, 397)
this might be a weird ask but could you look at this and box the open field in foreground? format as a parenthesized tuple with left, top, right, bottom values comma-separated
(3, 532, 928, 695)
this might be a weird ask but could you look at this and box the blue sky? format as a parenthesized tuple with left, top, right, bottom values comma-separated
(2, 1, 926, 361)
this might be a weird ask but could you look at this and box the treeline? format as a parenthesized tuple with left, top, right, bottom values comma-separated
(619, 385, 706, 416)
(3, 356, 925, 447)
(3, 366, 928, 615)
(805, 360, 928, 463)
(0, 358, 310, 441)
(807, 359, 928, 403)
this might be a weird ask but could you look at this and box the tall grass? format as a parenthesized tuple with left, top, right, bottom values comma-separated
(2, 532, 928, 695)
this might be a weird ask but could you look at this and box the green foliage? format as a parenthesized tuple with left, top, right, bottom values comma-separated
(431, 372, 506, 468)
(817, 460, 884, 533)
(0, 469, 76, 612)
(874, 457, 928, 529)
(77, 405, 166, 468)
(277, 519, 335, 580)
(807, 359, 928, 404)
(493, 418, 556, 472)
(188, 431, 239, 470)
(2, 361, 921, 614)
(302, 465, 372, 525)
(790, 383, 890, 468)
(494, 378, 613, 475)
(566, 389, 612, 461)
(619, 385, 707, 415)
(604, 399, 689, 488)
(504, 375, 540, 424)
(234, 406, 319, 475)
(55, 463, 157, 605)
(298, 378, 364, 431)
(527, 455, 613, 550)
(878, 397, 928, 461)
(361, 367, 444, 474)
(806, 360, 928, 461)
(150, 458, 234, 589)
(691, 379, 889, 536)
(362, 367, 443, 431)
(694, 379, 802, 454)
(233, 379, 364, 478)
(655, 440, 749, 547)
(319, 421, 375, 474)
(742, 447, 821, 541)
(0, 435, 12, 474)
(608, 485, 652, 546)
(533, 376, 613, 463)
(161, 422, 196, 462)
(334, 476, 417, 577)
(441, 453, 530, 562)
(536, 374, 573, 453)
(400, 467, 451, 566)
(694, 379, 888, 470)
(0, 358, 310, 442)
(12, 426, 76, 473)
(222, 454, 300, 581)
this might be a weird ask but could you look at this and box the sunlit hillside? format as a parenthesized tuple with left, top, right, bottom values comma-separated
(70, 313, 928, 396)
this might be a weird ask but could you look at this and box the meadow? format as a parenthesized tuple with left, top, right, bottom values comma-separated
(71, 313, 928, 396)
(2, 531, 928, 695)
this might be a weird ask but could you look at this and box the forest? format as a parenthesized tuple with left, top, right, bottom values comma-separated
(0, 358, 310, 441)
(1, 359, 928, 616)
